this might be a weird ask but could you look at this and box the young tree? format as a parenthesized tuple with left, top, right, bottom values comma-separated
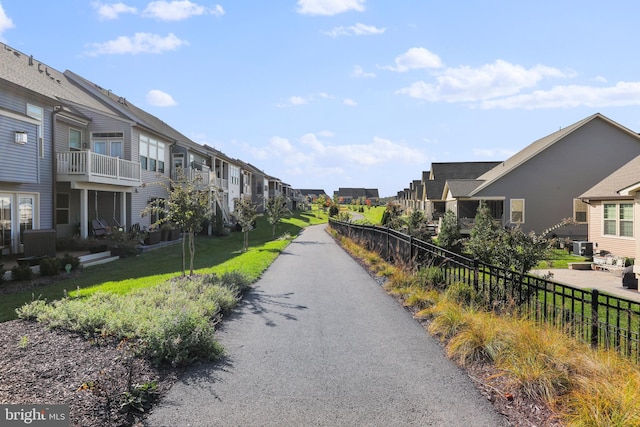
(266, 195, 291, 238)
(466, 202, 499, 264)
(233, 196, 260, 252)
(142, 171, 213, 276)
(437, 210, 462, 252)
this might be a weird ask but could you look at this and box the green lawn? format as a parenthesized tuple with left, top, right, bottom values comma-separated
(534, 249, 591, 269)
(352, 205, 386, 225)
(0, 210, 328, 322)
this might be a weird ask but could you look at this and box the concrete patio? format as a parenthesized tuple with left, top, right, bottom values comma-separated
(532, 268, 640, 303)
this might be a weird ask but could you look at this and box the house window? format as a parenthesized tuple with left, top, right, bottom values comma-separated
(603, 203, 633, 238)
(92, 133, 124, 158)
(69, 129, 82, 151)
(94, 141, 107, 155)
(139, 135, 165, 172)
(620, 203, 634, 237)
(56, 193, 70, 225)
(574, 199, 588, 224)
(27, 104, 43, 158)
(510, 199, 525, 223)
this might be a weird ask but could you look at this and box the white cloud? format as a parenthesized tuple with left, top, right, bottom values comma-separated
(277, 93, 334, 107)
(146, 89, 177, 106)
(86, 32, 188, 56)
(330, 136, 428, 166)
(93, 2, 137, 20)
(0, 3, 15, 42)
(143, 0, 224, 21)
(397, 59, 568, 102)
(297, 0, 365, 16)
(351, 65, 375, 78)
(300, 133, 327, 154)
(480, 81, 640, 110)
(343, 98, 358, 106)
(324, 22, 385, 37)
(383, 47, 442, 72)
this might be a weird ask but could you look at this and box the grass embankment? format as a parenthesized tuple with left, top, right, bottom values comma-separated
(10, 210, 328, 366)
(1, 210, 327, 322)
(330, 228, 640, 426)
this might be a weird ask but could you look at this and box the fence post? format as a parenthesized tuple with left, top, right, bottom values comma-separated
(591, 289, 599, 348)
(473, 259, 479, 291)
(386, 227, 390, 261)
(409, 236, 414, 263)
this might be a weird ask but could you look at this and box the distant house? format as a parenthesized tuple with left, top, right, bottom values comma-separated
(579, 154, 640, 262)
(421, 162, 501, 221)
(442, 113, 640, 236)
(334, 188, 379, 205)
(297, 189, 329, 205)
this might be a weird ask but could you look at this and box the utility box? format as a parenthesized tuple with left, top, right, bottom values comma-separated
(573, 241, 593, 257)
(23, 229, 57, 258)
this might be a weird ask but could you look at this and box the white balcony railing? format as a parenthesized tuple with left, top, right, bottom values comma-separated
(57, 151, 140, 183)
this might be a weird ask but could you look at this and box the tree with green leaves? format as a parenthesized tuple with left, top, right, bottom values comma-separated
(437, 210, 462, 252)
(265, 195, 291, 238)
(142, 171, 213, 276)
(233, 196, 260, 252)
(466, 202, 499, 264)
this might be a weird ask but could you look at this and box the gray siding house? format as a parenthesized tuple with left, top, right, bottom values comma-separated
(0, 43, 138, 252)
(443, 113, 640, 236)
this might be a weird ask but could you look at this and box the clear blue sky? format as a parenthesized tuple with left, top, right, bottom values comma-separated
(2, 1, 640, 197)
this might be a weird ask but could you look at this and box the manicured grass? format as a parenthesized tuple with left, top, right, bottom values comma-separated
(352, 205, 386, 225)
(0, 211, 328, 322)
(534, 249, 591, 269)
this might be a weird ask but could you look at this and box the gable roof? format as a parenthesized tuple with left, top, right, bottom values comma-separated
(580, 154, 640, 200)
(444, 179, 484, 199)
(0, 43, 120, 116)
(424, 161, 501, 200)
(470, 113, 640, 196)
(64, 70, 204, 152)
(334, 188, 379, 199)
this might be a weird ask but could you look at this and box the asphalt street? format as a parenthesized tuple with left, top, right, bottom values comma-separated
(145, 224, 508, 426)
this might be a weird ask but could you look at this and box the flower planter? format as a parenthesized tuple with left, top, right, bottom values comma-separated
(144, 230, 161, 246)
(169, 229, 181, 241)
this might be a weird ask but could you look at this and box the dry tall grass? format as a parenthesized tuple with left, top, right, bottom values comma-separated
(330, 230, 640, 426)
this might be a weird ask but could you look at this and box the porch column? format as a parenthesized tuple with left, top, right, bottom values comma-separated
(80, 189, 88, 239)
(120, 191, 127, 231)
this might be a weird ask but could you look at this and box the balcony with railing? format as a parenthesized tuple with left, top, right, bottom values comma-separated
(171, 165, 212, 189)
(56, 151, 141, 187)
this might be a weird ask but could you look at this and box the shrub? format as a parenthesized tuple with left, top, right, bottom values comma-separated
(11, 264, 33, 282)
(59, 252, 81, 271)
(443, 281, 482, 308)
(39, 257, 61, 277)
(415, 265, 445, 289)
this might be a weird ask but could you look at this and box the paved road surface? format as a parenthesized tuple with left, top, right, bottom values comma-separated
(145, 224, 507, 426)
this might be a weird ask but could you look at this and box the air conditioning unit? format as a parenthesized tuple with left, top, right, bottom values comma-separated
(573, 241, 593, 257)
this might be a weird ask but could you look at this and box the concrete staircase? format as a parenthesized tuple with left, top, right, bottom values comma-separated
(79, 251, 120, 268)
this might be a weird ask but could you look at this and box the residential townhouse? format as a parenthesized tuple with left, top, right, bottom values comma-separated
(0, 44, 142, 254)
(1, 43, 298, 255)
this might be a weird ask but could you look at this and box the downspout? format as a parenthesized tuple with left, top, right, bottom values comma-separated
(51, 106, 61, 233)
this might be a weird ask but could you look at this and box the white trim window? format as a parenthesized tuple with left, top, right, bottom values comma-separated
(26, 104, 43, 158)
(573, 199, 588, 224)
(510, 199, 525, 223)
(69, 128, 82, 151)
(603, 203, 634, 238)
(56, 193, 70, 225)
(139, 135, 165, 173)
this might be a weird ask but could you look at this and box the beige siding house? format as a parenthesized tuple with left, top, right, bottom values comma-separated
(580, 155, 640, 278)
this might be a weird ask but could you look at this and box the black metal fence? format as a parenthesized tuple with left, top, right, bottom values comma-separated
(329, 219, 640, 363)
